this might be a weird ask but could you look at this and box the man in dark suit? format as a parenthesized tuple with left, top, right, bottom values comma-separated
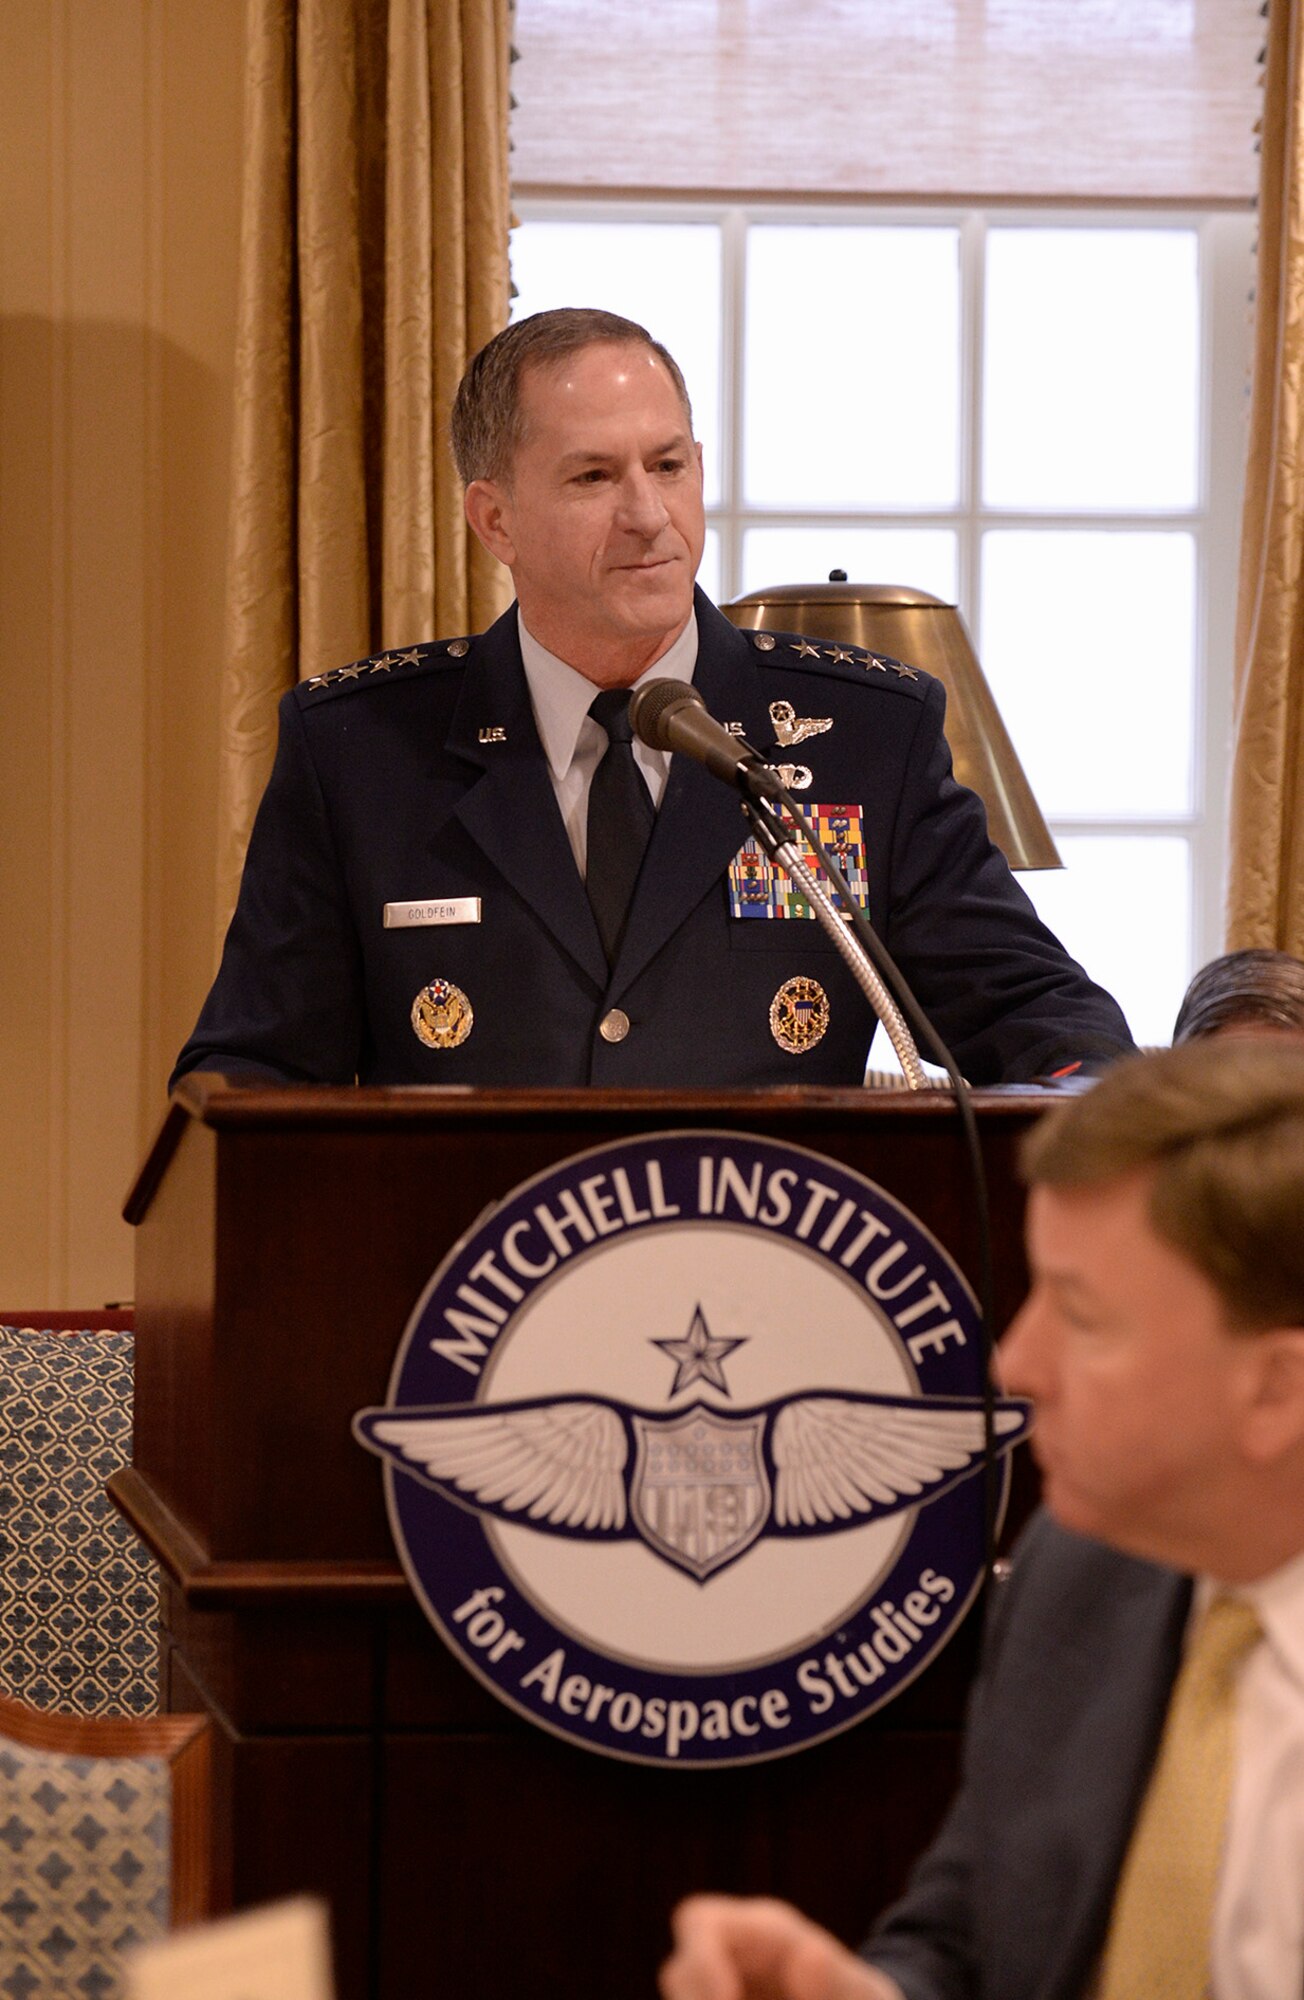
(661, 1039, 1304, 2000)
(173, 308, 1130, 1089)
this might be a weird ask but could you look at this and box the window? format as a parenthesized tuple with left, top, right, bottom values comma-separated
(511, 203, 1254, 1048)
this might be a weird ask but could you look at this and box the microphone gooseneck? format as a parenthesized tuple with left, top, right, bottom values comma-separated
(630, 674, 999, 1578)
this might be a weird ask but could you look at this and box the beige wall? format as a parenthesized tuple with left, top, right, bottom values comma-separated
(0, 2, 246, 1306)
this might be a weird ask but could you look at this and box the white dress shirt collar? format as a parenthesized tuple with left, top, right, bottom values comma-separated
(1202, 1544, 1304, 1693)
(517, 610, 700, 787)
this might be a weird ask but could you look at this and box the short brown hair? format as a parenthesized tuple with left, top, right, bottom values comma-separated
(450, 308, 695, 486)
(1021, 1041, 1304, 1329)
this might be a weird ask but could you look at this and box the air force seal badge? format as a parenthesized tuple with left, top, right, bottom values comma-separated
(354, 1132, 1030, 1768)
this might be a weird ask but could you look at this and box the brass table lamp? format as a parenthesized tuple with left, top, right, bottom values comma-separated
(723, 579, 1061, 872)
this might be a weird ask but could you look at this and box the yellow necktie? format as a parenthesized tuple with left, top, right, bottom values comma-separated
(1096, 1593, 1263, 2000)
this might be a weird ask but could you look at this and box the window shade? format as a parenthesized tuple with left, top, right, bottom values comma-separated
(512, 0, 1261, 204)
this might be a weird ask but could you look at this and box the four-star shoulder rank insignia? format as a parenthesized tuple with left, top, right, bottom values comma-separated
(305, 649, 410, 690)
(302, 637, 475, 696)
(746, 630, 923, 684)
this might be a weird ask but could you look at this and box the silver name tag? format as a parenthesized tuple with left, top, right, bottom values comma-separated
(384, 898, 482, 929)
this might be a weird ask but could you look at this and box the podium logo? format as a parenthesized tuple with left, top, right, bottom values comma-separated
(354, 1132, 1029, 1769)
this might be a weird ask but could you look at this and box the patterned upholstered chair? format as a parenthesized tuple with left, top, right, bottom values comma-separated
(0, 1691, 210, 1995)
(0, 1327, 159, 1718)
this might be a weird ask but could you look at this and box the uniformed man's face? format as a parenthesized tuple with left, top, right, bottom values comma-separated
(998, 1171, 1276, 1577)
(465, 342, 706, 685)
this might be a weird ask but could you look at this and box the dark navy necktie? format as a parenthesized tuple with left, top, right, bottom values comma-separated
(585, 687, 655, 966)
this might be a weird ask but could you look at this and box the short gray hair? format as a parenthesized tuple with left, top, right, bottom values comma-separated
(450, 308, 695, 486)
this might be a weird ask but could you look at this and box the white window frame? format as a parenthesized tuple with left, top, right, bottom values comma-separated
(513, 196, 1254, 1003)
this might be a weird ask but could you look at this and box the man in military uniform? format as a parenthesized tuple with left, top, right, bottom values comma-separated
(173, 308, 1131, 1089)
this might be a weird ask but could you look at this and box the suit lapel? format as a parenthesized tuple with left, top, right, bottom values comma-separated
(1028, 1565, 1190, 2000)
(445, 610, 608, 990)
(610, 598, 771, 996)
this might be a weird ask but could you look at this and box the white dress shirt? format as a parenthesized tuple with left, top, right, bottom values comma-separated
(1211, 1549, 1304, 1999)
(516, 611, 698, 878)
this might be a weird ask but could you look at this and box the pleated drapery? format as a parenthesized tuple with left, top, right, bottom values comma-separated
(216, 0, 512, 942)
(1230, 0, 1304, 956)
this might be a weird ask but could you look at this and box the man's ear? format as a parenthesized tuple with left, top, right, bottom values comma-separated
(1241, 1327, 1304, 1463)
(464, 480, 516, 566)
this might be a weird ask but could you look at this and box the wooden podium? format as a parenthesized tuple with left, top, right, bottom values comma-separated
(113, 1077, 1048, 2000)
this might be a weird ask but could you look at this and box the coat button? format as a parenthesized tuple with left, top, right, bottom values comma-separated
(599, 1008, 631, 1044)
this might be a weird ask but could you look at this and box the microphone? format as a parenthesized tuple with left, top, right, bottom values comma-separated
(628, 680, 784, 799)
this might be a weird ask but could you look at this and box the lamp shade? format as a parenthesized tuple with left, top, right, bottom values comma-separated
(723, 580, 1061, 872)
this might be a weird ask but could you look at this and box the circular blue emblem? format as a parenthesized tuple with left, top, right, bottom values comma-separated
(354, 1131, 1029, 1768)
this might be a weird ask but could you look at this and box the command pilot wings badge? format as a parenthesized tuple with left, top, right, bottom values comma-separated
(353, 1131, 1030, 1769)
(769, 699, 833, 748)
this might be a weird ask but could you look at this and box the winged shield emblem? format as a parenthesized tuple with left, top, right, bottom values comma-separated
(355, 1389, 1030, 1583)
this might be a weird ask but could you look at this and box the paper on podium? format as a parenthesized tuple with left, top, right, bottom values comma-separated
(127, 1896, 334, 2000)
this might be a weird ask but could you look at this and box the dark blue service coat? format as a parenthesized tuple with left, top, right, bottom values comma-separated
(172, 592, 1133, 1089)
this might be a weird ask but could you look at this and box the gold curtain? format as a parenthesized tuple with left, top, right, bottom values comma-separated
(1229, 0, 1304, 955)
(216, 0, 512, 941)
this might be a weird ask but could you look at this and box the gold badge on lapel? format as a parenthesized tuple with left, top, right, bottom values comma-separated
(769, 977, 830, 1054)
(411, 978, 474, 1050)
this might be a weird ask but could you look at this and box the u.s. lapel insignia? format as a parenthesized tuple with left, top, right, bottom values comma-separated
(478, 726, 507, 744)
(769, 977, 830, 1054)
(412, 978, 474, 1050)
(769, 700, 833, 749)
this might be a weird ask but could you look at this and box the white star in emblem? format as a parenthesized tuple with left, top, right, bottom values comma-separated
(653, 1306, 746, 1396)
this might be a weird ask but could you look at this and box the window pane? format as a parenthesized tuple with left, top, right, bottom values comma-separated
(980, 530, 1195, 816)
(510, 221, 724, 506)
(1022, 835, 1192, 1049)
(739, 528, 957, 601)
(744, 226, 960, 508)
(698, 527, 722, 604)
(984, 228, 1199, 510)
